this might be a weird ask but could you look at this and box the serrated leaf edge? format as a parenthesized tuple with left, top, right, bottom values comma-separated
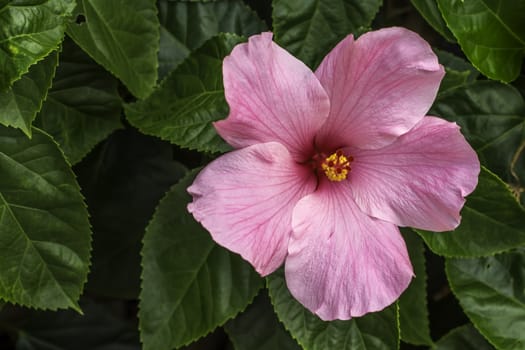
(138, 168, 262, 349)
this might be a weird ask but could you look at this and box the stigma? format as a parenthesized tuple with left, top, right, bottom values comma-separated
(321, 150, 353, 182)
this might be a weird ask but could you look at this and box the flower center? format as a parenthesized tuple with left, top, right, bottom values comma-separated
(321, 150, 353, 182)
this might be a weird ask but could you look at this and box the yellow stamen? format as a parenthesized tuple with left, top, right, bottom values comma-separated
(321, 150, 353, 182)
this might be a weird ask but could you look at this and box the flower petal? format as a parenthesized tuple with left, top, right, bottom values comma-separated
(347, 116, 480, 232)
(286, 181, 413, 320)
(315, 27, 445, 150)
(188, 142, 316, 276)
(216, 32, 330, 161)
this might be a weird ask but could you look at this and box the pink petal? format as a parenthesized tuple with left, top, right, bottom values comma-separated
(314, 27, 445, 151)
(187, 142, 317, 276)
(285, 181, 413, 320)
(347, 116, 480, 232)
(216, 32, 330, 161)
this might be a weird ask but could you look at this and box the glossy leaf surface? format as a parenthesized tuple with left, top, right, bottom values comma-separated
(36, 39, 122, 164)
(0, 51, 57, 137)
(66, 0, 159, 98)
(437, 0, 525, 82)
(139, 170, 263, 350)
(447, 250, 525, 349)
(157, 0, 265, 79)
(0, 0, 74, 90)
(126, 34, 244, 153)
(272, 0, 382, 68)
(0, 126, 91, 311)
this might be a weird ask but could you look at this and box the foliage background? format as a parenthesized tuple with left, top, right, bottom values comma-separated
(0, 0, 524, 349)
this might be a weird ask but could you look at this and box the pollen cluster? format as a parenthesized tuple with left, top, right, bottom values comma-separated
(321, 150, 353, 182)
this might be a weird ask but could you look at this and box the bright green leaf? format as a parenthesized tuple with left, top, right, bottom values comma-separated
(0, 0, 75, 91)
(446, 249, 525, 349)
(398, 230, 432, 346)
(267, 268, 399, 350)
(0, 126, 91, 311)
(77, 130, 187, 299)
(139, 170, 263, 350)
(35, 38, 123, 165)
(272, 0, 382, 68)
(225, 292, 301, 350)
(437, 0, 525, 82)
(416, 168, 525, 257)
(157, 0, 266, 80)
(0, 50, 58, 137)
(410, 0, 456, 42)
(431, 81, 525, 201)
(7, 299, 140, 350)
(66, 0, 159, 99)
(125, 34, 244, 153)
(433, 324, 494, 350)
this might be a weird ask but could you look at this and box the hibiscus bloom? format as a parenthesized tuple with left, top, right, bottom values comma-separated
(188, 27, 480, 320)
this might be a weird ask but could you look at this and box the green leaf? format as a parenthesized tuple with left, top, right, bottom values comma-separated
(416, 168, 525, 257)
(398, 230, 432, 346)
(0, 0, 75, 91)
(157, 0, 266, 80)
(7, 299, 140, 350)
(435, 49, 479, 96)
(76, 129, 187, 299)
(433, 324, 494, 350)
(431, 81, 525, 201)
(0, 126, 91, 311)
(272, 0, 382, 68)
(437, 0, 525, 82)
(446, 249, 525, 349)
(139, 170, 263, 350)
(125, 34, 244, 154)
(35, 38, 123, 165)
(225, 292, 302, 350)
(410, 0, 456, 42)
(0, 50, 58, 137)
(266, 268, 399, 350)
(66, 0, 159, 99)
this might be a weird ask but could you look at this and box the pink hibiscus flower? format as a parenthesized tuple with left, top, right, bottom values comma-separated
(187, 27, 480, 320)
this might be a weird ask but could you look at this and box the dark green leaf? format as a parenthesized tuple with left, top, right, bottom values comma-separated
(272, 0, 382, 68)
(435, 49, 479, 96)
(0, 126, 91, 311)
(139, 170, 263, 350)
(66, 0, 159, 99)
(35, 38, 123, 165)
(416, 168, 525, 257)
(225, 292, 301, 350)
(0, 51, 58, 137)
(431, 81, 525, 202)
(157, 0, 266, 80)
(76, 129, 187, 299)
(398, 230, 432, 346)
(410, 0, 455, 42)
(446, 249, 525, 349)
(267, 268, 399, 350)
(6, 299, 140, 350)
(433, 324, 494, 350)
(0, 0, 75, 90)
(437, 0, 525, 82)
(125, 34, 244, 153)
